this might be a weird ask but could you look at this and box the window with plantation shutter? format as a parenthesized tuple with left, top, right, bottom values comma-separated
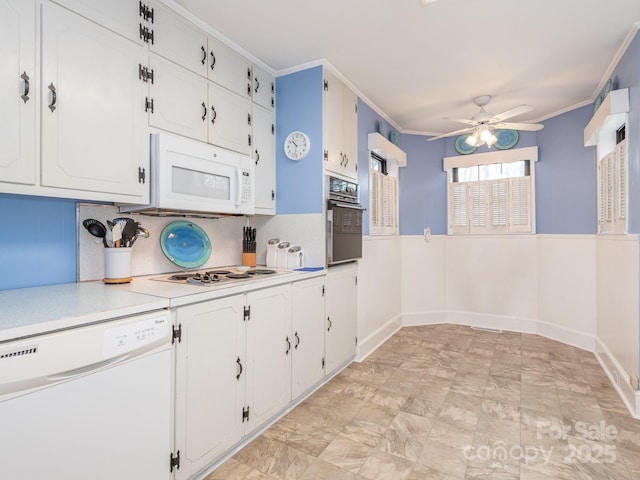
(597, 137, 627, 234)
(370, 153, 398, 236)
(444, 147, 537, 235)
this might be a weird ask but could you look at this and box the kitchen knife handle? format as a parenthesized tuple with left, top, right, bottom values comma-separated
(236, 357, 243, 380)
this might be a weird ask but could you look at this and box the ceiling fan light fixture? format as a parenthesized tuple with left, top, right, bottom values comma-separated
(486, 133, 498, 147)
(465, 131, 479, 146)
(479, 126, 493, 143)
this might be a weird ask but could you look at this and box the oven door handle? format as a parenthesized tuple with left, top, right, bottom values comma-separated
(329, 201, 366, 211)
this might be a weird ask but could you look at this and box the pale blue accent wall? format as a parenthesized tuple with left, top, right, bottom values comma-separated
(0, 194, 77, 290)
(536, 105, 597, 234)
(275, 66, 324, 214)
(610, 32, 640, 233)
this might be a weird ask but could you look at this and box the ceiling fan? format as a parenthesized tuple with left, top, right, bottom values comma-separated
(428, 95, 544, 145)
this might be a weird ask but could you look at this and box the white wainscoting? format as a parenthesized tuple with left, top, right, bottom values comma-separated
(356, 233, 639, 417)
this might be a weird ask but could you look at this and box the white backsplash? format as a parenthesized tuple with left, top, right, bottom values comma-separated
(77, 204, 325, 281)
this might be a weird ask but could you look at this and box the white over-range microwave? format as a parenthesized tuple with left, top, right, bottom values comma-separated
(120, 133, 255, 217)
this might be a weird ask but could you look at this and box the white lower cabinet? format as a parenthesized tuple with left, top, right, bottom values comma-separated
(325, 264, 358, 373)
(174, 294, 246, 480)
(291, 276, 327, 399)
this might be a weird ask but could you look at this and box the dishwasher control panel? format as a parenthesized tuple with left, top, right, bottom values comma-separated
(103, 314, 171, 357)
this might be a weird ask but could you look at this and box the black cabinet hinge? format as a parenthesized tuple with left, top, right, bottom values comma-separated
(322, 357, 325, 369)
(355, 275, 358, 286)
(138, 167, 146, 184)
(145, 97, 154, 113)
(138, 65, 154, 84)
(248, 134, 252, 146)
(247, 113, 252, 125)
(322, 285, 325, 296)
(324, 79, 328, 91)
(169, 450, 180, 472)
(323, 150, 328, 161)
(355, 336, 358, 346)
(271, 82, 275, 94)
(139, 24, 154, 44)
(271, 123, 275, 135)
(271, 190, 275, 201)
(242, 406, 250, 422)
(139, 2, 154, 22)
(244, 305, 250, 321)
(172, 324, 182, 344)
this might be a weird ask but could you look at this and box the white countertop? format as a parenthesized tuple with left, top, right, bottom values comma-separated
(0, 282, 169, 343)
(0, 268, 326, 343)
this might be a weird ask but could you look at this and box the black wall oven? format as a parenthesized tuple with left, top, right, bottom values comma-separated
(326, 176, 365, 266)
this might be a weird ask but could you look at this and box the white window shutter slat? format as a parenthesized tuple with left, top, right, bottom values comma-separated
(470, 183, 490, 233)
(450, 182, 469, 234)
(491, 180, 508, 232)
(509, 177, 531, 232)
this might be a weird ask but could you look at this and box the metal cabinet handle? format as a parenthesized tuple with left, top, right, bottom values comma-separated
(48, 83, 57, 112)
(285, 336, 291, 355)
(236, 357, 243, 380)
(201, 102, 206, 121)
(210, 51, 216, 70)
(201, 46, 206, 65)
(21, 72, 30, 103)
(255, 149, 260, 165)
(254, 77, 260, 93)
(294, 332, 300, 349)
(327, 317, 332, 332)
(210, 105, 217, 124)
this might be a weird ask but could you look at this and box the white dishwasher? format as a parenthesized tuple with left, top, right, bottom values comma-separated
(0, 310, 173, 480)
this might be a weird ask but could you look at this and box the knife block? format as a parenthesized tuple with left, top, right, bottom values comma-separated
(242, 252, 256, 267)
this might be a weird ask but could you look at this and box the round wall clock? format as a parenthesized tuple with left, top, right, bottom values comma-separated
(284, 131, 310, 160)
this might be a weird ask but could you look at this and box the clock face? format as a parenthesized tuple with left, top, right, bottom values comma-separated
(284, 131, 310, 160)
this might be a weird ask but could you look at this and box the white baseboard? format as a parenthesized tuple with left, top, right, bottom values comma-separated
(536, 318, 595, 351)
(444, 311, 538, 334)
(594, 336, 640, 419)
(356, 315, 402, 362)
(402, 310, 447, 326)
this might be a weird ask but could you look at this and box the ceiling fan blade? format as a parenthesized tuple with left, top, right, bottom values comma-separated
(491, 105, 533, 122)
(442, 117, 477, 126)
(427, 127, 474, 142)
(494, 122, 544, 131)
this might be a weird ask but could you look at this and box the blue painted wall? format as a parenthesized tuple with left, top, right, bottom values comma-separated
(0, 194, 77, 290)
(536, 105, 597, 234)
(275, 66, 324, 215)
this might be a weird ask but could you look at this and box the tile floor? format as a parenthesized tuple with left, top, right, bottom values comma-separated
(204, 324, 640, 479)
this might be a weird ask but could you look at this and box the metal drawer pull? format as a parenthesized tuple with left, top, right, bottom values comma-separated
(254, 77, 260, 93)
(21, 72, 29, 103)
(294, 332, 300, 349)
(210, 106, 217, 124)
(210, 51, 216, 70)
(285, 336, 291, 355)
(201, 102, 206, 121)
(327, 317, 332, 332)
(201, 46, 206, 65)
(48, 83, 56, 112)
(236, 357, 243, 380)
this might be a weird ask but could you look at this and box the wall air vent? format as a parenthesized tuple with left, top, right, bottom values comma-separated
(0, 345, 38, 360)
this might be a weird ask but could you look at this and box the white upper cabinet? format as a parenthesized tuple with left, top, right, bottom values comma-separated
(207, 35, 252, 99)
(208, 82, 252, 155)
(252, 104, 276, 214)
(41, 2, 149, 201)
(324, 68, 358, 181)
(148, 0, 208, 77)
(50, 0, 147, 44)
(0, 0, 36, 186)
(148, 54, 208, 142)
(252, 64, 275, 111)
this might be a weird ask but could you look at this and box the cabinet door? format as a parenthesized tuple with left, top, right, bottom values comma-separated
(51, 0, 144, 44)
(207, 35, 252, 99)
(41, 3, 148, 202)
(323, 69, 344, 175)
(341, 86, 358, 180)
(292, 277, 326, 399)
(0, 0, 36, 187)
(149, 54, 208, 142)
(252, 104, 275, 215)
(174, 295, 246, 480)
(252, 64, 275, 111)
(245, 285, 292, 434)
(325, 264, 357, 373)
(148, 1, 208, 77)
(208, 82, 252, 155)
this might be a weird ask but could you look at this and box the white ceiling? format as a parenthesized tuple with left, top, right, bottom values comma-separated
(174, 0, 640, 136)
